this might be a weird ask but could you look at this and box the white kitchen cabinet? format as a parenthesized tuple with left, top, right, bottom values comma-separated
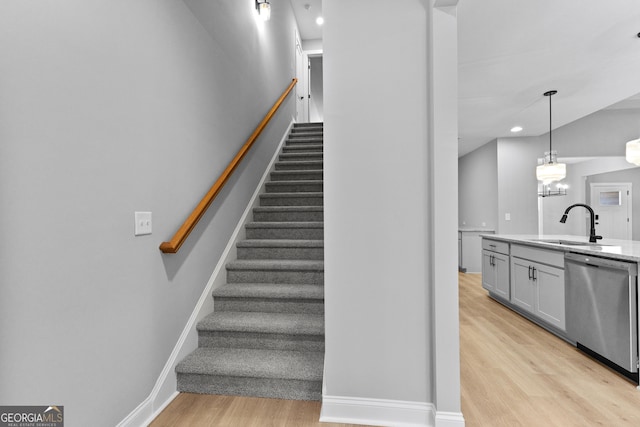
(481, 239, 509, 299)
(511, 257, 535, 312)
(460, 229, 494, 273)
(510, 244, 565, 331)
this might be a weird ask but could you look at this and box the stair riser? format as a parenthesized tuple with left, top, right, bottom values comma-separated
(253, 210, 323, 222)
(237, 246, 324, 260)
(227, 269, 324, 285)
(177, 374, 321, 401)
(274, 162, 323, 171)
(265, 182, 323, 193)
(198, 331, 324, 352)
(245, 228, 323, 240)
(282, 145, 323, 153)
(279, 153, 323, 161)
(270, 171, 323, 181)
(213, 298, 324, 314)
(259, 195, 323, 206)
(285, 141, 323, 148)
(290, 129, 323, 135)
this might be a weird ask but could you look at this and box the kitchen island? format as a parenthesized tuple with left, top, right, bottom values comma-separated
(481, 234, 640, 384)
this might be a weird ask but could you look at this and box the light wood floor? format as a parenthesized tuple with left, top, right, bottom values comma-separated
(149, 393, 369, 427)
(150, 273, 640, 426)
(460, 272, 640, 427)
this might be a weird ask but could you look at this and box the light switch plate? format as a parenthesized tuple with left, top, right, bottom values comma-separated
(135, 212, 152, 236)
(505, 213, 511, 221)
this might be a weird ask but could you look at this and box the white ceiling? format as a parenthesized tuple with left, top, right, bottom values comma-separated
(292, 0, 640, 157)
(290, 0, 323, 41)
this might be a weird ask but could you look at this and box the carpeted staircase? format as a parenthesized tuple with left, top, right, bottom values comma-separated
(176, 122, 324, 401)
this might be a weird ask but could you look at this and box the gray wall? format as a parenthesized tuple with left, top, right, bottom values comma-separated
(496, 136, 545, 234)
(458, 139, 498, 230)
(0, 1, 298, 426)
(460, 108, 640, 236)
(587, 168, 640, 240)
(309, 56, 324, 122)
(324, 0, 433, 403)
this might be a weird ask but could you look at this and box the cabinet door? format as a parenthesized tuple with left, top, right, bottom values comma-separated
(534, 263, 565, 331)
(511, 257, 534, 313)
(481, 250, 496, 292)
(493, 252, 510, 300)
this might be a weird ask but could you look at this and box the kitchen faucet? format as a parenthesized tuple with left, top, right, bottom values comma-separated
(559, 203, 602, 243)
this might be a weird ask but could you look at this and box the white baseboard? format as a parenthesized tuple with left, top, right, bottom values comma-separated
(320, 395, 436, 427)
(116, 120, 294, 427)
(435, 411, 465, 427)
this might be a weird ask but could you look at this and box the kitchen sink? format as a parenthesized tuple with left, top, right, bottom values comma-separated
(528, 239, 611, 247)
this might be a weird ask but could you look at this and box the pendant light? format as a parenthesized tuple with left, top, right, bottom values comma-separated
(626, 138, 640, 166)
(536, 90, 566, 184)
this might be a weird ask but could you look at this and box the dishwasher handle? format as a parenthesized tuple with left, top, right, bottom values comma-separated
(565, 252, 637, 276)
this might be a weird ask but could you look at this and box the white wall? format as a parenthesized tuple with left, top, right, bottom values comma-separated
(323, 1, 462, 424)
(324, 0, 432, 403)
(0, 1, 298, 426)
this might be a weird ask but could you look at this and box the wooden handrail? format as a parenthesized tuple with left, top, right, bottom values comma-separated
(159, 78, 298, 254)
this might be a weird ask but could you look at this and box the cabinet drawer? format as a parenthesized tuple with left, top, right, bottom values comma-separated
(482, 239, 509, 255)
(511, 244, 564, 269)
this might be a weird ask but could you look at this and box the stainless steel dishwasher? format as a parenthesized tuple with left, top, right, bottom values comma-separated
(565, 252, 639, 381)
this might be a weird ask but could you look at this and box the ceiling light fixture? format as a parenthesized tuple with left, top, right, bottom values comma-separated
(256, 0, 271, 21)
(510, 126, 523, 133)
(316, 16, 324, 26)
(536, 90, 566, 185)
(626, 138, 640, 166)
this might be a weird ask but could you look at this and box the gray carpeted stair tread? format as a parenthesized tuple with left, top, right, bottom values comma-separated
(282, 144, 323, 152)
(246, 222, 323, 229)
(274, 160, 323, 171)
(252, 206, 323, 222)
(227, 259, 324, 271)
(270, 170, 323, 180)
(259, 192, 323, 199)
(253, 206, 323, 213)
(213, 283, 324, 300)
(237, 239, 323, 249)
(176, 347, 323, 381)
(265, 180, 323, 193)
(197, 311, 324, 335)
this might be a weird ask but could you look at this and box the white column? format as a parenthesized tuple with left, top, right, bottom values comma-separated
(431, 2, 465, 426)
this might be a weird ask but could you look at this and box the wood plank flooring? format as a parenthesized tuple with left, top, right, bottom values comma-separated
(149, 393, 369, 427)
(460, 272, 640, 427)
(150, 273, 640, 426)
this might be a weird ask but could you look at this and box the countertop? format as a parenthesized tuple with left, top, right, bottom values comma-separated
(459, 227, 495, 233)
(481, 234, 640, 263)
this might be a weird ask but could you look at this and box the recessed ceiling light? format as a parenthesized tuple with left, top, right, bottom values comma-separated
(511, 126, 523, 133)
(316, 16, 324, 26)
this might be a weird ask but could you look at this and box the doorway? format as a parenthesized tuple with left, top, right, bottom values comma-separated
(294, 33, 308, 123)
(308, 55, 324, 123)
(589, 183, 633, 240)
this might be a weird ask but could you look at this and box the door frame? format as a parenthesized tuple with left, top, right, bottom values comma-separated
(589, 182, 633, 240)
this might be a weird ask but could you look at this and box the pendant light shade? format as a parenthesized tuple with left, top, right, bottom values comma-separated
(626, 138, 640, 166)
(537, 151, 567, 184)
(536, 90, 566, 184)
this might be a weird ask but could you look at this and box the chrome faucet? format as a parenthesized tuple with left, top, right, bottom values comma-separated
(559, 203, 602, 243)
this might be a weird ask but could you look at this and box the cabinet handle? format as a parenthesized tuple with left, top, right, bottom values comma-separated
(532, 267, 537, 281)
(528, 266, 532, 280)
(490, 255, 494, 266)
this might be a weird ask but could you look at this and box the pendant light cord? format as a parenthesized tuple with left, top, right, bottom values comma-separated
(544, 90, 557, 164)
